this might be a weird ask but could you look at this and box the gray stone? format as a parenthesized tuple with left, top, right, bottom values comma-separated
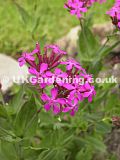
(0, 54, 28, 92)
(112, 63, 120, 83)
(56, 26, 80, 56)
(56, 22, 114, 55)
(105, 128, 120, 160)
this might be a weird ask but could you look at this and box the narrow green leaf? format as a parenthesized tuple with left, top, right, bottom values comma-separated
(23, 147, 49, 160)
(99, 41, 120, 58)
(78, 25, 99, 61)
(14, 2, 30, 25)
(9, 85, 26, 114)
(32, 16, 40, 33)
(86, 136, 106, 152)
(0, 141, 18, 160)
(38, 149, 66, 160)
(14, 98, 38, 137)
(0, 90, 5, 106)
(0, 105, 8, 119)
(76, 147, 93, 160)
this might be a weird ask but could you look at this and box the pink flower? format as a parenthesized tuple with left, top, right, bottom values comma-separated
(18, 52, 35, 67)
(18, 42, 96, 116)
(62, 101, 79, 116)
(44, 44, 66, 69)
(29, 63, 48, 76)
(29, 63, 49, 88)
(53, 68, 68, 86)
(68, 75, 95, 103)
(32, 42, 41, 54)
(45, 44, 66, 55)
(64, 0, 106, 19)
(41, 88, 66, 114)
(82, 82, 96, 102)
(69, 85, 84, 102)
(64, 0, 87, 18)
(107, 0, 120, 29)
(70, 1, 87, 18)
(61, 59, 82, 70)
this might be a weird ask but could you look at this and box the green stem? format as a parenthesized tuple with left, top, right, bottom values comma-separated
(96, 37, 109, 57)
(80, 19, 83, 30)
(0, 89, 5, 106)
(79, 18, 90, 58)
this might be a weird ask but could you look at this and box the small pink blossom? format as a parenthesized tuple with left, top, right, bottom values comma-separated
(107, 0, 120, 29)
(18, 52, 35, 67)
(64, 0, 106, 19)
(61, 59, 82, 70)
(41, 88, 66, 114)
(45, 44, 66, 55)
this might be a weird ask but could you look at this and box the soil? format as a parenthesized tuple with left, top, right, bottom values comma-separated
(105, 127, 120, 160)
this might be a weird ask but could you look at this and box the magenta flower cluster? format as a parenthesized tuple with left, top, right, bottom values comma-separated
(64, 0, 106, 19)
(18, 43, 96, 116)
(107, 0, 120, 29)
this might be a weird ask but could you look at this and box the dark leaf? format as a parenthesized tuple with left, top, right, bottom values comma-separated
(14, 98, 38, 137)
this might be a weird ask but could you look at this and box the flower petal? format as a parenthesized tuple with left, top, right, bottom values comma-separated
(40, 63, 48, 74)
(67, 64, 72, 70)
(29, 67, 38, 75)
(51, 88, 58, 99)
(63, 83, 75, 90)
(53, 105, 60, 114)
(70, 110, 75, 116)
(88, 95, 93, 102)
(62, 107, 71, 113)
(83, 92, 91, 98)
(57, 98, 66, 104)
(44, 104, 51, 111)
(41, 93, 50, 102)
(18, 57, 25, 67)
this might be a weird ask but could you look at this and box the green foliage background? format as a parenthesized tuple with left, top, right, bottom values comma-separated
(0, 0, 114, 55)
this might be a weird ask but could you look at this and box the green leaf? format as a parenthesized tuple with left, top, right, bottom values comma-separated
(99, 41, 120, 58)
(14, 2, 30, 25)
(9, 85, 26, 114)
(89, 40, 120, 74)
(0, 117, 13, 138)
(76, 147, 93, 160)
(83, 112, 103, 123)
(14, 2, 40, 34)
(0, 126, 12, 138)
(0, 105, 8, 119)
(23, 147, 49, 160)
(40, 128, 74, 148)
(0, 91, 5, 105)
(89, 59, 102, 75)
(0, 140, 18, 160)
(31, 16, 40, 33)
(78, 25, 99, 61)
(96, 121, 111, 134)
(14, 98, 38, 137)
(37, 149, 66, 160)
(85, 136, 106, 152)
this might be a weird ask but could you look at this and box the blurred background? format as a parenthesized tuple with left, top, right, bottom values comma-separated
(0, 0, 114, 56)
